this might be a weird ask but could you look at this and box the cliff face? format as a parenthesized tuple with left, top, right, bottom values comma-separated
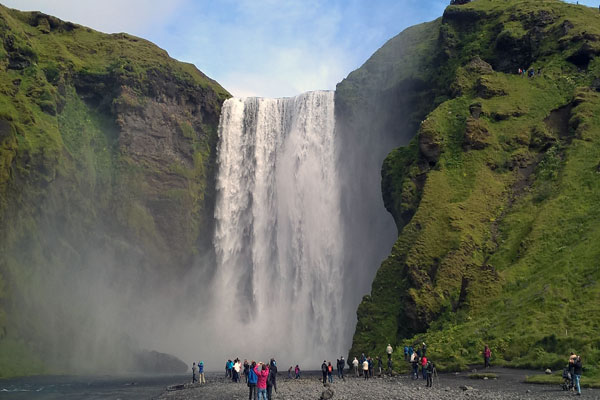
(0, 5, 229, 376)
(347, 0, 600, 372)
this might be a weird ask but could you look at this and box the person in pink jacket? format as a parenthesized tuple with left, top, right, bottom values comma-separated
(254, 362, 270, 400)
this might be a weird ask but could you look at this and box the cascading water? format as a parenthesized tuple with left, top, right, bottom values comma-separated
(211, 91, 345, 366)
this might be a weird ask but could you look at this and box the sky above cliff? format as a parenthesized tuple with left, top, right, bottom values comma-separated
(3, 0, 598, 98)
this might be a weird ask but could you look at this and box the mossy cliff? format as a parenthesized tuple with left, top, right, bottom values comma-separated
(0, 5, 229, 377)
(346, 0, 600, 375)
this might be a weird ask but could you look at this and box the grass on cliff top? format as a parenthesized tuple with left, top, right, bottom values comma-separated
(0, 4, 230, 98)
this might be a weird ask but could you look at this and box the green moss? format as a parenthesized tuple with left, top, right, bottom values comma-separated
(350, 0, 600, 377)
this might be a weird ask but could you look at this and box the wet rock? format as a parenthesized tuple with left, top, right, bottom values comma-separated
(476, 76, 507, 99)
(419, 124, 442, 163)
(466, 57, 494, 75)
(319, 382, 334, 399)
(469, 102, 483, 119)
(464, 117, 490, 150)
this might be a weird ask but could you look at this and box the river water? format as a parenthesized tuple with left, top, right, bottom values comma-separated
(0, 374, 186, 400)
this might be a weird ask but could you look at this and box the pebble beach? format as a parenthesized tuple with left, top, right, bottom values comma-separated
(158, 367, 599, 400)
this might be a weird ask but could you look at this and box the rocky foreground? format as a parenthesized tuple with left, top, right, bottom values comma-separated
(158, 368, 598, 400)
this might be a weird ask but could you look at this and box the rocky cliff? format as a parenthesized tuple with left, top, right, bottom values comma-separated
(0, 5, 229, 376)
(346, 0, 600, 376)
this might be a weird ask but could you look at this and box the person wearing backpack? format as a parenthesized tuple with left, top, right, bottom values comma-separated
(248, 361, 258, 400)
(327, 361, 334, 383)
(321, 360, 328, 384)
(426, 361, 435, 387)
(421, 355, 428, 380)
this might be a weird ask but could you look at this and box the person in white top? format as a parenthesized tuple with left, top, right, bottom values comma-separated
(352, 357, 359, 377)
(386, 344, 393, 361)
(362, 359, 369, 380)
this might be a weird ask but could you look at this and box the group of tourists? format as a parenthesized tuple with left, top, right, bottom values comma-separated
(191, 361, 205, 384)
(566, 352, 583, 395)
(319, 357, 347, 384)
(403, 342, 435, 387)
(287, 365, 301, 379)
(517, 67, 541, 78)
(221, 358, 279, 400)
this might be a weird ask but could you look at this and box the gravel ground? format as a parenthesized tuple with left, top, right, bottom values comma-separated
(158, 367, 600, 400)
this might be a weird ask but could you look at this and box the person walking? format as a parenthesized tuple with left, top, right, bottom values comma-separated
(362, 358, 369, 380)
(294, 365, 300, 379)
(386, 344, 393, 361)
(321, 360, 328, 384)
(192, 362, 198, 383)
(352, 357, 359, 377)
(267, 358, 277, 400)
(248, 361, 258, 400)
(574, 356, 583, 395)
(483, 345, 492, 368)
(288, 366, 292, 379)
(198, 361, 206, 384)
(255, 362, 269, 400)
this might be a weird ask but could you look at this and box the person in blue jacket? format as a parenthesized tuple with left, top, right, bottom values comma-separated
(198, 361, 205, 384)
(248, 361, 258, 400)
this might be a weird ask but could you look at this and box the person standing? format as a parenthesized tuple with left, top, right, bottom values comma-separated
(569, 352, 577, 389)
(321, 360, 328, 384)
(352, 357, 359, 377)
(244, 359, 250, 383)
(574, 356, 583, 395)
(483, 345, 492, 368)
(404, 346, 409, 361)
(387, 358, 393, 376)
(288, 366, 293, 379)
(377, 356, 383, 377)
(294, 365, 300, 379)
(255, 362, 269, 400)
(426, 360, 434, 387)
(248, 361, 258, 400)
(410, 351, 419, 379)
(421, 355, 428, 380)
(422, 342, 427, 357)
(198, 361, 205, 384)
(267, 358, 277, 400)
(192, 362, 198, 383)
(362, 358, 369, 380)
(327, 361, 334, 383)
(386, 344, 393, 361)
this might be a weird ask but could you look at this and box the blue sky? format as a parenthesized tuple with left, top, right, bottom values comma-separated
(3, 0, 598, 97)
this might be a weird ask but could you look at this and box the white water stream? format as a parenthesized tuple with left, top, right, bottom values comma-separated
(210, 91, 345, 366)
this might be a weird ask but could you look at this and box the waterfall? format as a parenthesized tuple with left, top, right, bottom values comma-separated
(211, 91, 345, 366)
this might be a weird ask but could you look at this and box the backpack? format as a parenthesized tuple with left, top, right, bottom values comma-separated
(322, 363, 327, 373)
(328, 365, 332, 373)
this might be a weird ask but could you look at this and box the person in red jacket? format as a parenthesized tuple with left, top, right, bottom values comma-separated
(254, 362, 270, 400)
(483, 345, 492, 368)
